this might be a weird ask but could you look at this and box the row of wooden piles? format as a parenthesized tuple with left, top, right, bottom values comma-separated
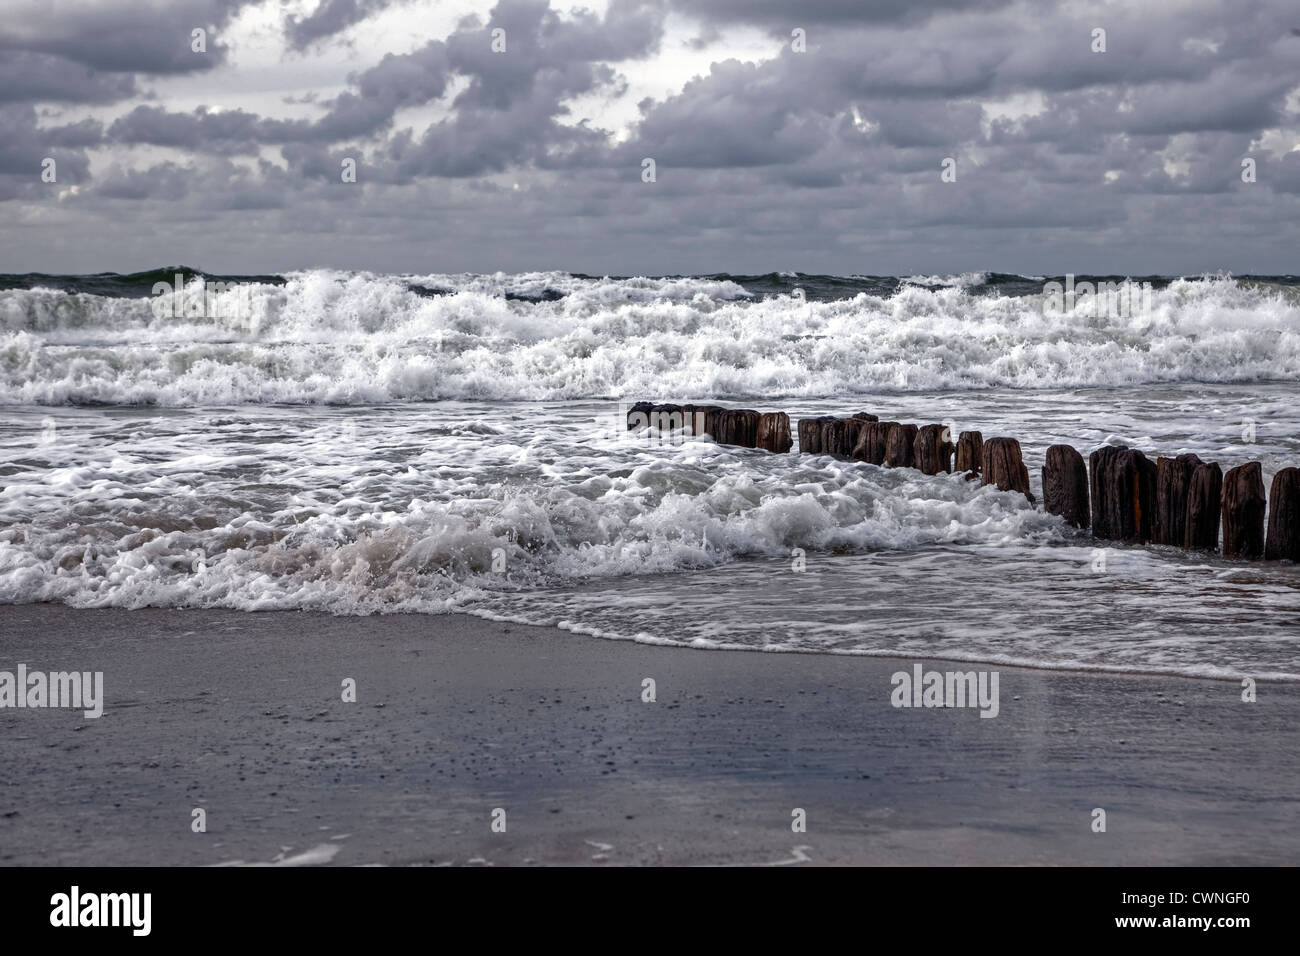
(626, 402, 1300, 562)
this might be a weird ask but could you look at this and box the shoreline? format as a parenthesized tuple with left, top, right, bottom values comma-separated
(499, 611, 1291, 685)
(1, 603, 1297, 866)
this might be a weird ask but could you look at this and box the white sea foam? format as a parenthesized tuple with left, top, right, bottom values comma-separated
(2, 393, 1299, 679)
(0, 431, 1056, 613)
(1, 272, 1296, 405)
(3, 268, 1299, 679)
(898, 271, 991, 288)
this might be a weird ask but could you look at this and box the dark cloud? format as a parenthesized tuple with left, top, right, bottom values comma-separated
(108, 105, 316, 153)
(379, 0, 663, 178)
(1273, 149, 1300, 193)
(0, 0, 255, 75)
(666, 0, 1015, 30)
(0, 105, 96, 193)
(95, 161, 193, 200)
(621, 59, 822, 168)
(312, 41, 452, 140)
(0, 51, 137, 104)
(114, 0, 665, 178)
(1, 0, 1298, 276)
(285, 0, 396, 51)
(95, 157, 305, 208)
(108, 35, 456, 150)
(42, 118, 104, 149)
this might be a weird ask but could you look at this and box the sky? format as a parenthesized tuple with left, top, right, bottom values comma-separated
(2, 0, 1299, 276)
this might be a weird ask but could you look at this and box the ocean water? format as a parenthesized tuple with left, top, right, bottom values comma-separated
(2, 269, 1298, 680)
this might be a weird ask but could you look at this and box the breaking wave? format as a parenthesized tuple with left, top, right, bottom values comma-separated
(1, 270, 1297, 406)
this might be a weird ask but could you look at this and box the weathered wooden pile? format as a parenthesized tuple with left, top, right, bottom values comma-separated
(627, 402, 1300, 562)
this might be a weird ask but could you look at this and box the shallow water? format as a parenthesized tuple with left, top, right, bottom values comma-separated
(3, 270, 1298, 678)
(2, 386, 1298, 680)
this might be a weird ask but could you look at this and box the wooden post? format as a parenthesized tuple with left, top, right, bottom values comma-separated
(756, 412, 793, 453)
(1133, 449, 1157, 540)
(1183, 461, 1222, 551)
(1154, 453, 1202, 546)
(814, 415, 871, 457)
(797, 416, 834, 454)
(647, 403, 684, 434)
(1042, 444, 1089, 528)
(884, 423, 918, 468)
(715, 409, 761, 448)
(626, 401, 656, 430)
(914, 424, 953, 475)
(846, 413, 877, 456)
(682, 404, 724, 438)
(981, 437, 1032, 500)
(1089, 446, 1120, 538)
(955, 431, 983, 478)
(820, 418, 851, 457)
(1264, 467, 1300, 561)
(852, 421, 894, 465)
(1089, 446, 1155, 542)
(627, 404, 1300, 562)
(1221, 462, 1266, 559)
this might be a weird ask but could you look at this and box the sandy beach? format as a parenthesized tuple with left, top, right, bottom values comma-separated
(1, 604, 1295, 866)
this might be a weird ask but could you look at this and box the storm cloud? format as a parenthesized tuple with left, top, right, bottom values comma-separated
(1, 0, 1298, 275)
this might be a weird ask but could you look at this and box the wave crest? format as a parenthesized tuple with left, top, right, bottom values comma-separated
(1, 271, 1296, 405)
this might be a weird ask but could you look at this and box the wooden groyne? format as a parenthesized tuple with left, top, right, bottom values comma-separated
(627, 402, 1300, 564)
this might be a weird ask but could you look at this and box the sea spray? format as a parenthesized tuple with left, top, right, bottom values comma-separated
(1, 271, 1297, 405)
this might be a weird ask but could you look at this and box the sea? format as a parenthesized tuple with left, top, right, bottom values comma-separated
(2, 267, 1298, 680)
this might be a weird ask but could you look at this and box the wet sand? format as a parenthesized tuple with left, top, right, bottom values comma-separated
(0, 604, 1296, 866)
